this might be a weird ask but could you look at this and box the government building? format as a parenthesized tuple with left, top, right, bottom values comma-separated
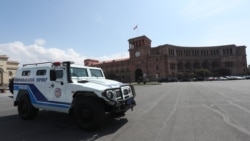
(84, 35, 247, 82)
(0, 55, 19, 88)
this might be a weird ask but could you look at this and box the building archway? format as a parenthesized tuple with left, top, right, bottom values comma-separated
(193, 62, 200, 69)
(185, 62, 191, 71)
(135, 69, 143, 82)
(202, 61, 209, 69)
(212, 61, 220, 68)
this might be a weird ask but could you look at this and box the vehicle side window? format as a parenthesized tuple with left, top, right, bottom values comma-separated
(36, 70, 46, 76)
(70, 67, 88, 77)
(55, 70, 63, 79)
(22, 70, 30, 76)
(90, 69, 103, 77)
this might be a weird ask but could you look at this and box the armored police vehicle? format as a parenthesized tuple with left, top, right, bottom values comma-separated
(9, 61, 136, 130)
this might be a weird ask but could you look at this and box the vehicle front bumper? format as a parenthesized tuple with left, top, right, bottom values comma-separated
(113, 97, 136, 112)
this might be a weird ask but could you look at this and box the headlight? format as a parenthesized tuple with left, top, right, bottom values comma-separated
(103, 89, 122, 101)
(121, 86, 132, 95)
(106, 90, 114, 99)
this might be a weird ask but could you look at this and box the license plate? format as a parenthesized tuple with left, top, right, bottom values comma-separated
(126, 98, 134, 105)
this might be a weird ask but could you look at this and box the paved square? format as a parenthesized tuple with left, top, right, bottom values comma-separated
(1, 80, 250, 141)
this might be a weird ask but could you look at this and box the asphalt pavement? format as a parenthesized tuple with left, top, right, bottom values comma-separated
(1, 80, 250, 141)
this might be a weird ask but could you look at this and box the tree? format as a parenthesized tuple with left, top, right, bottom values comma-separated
(195, 69, 211, 77)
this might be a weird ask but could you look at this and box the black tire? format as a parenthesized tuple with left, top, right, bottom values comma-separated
(8, 78, 14, 94)
(17, 94, 39, 120)
(73, 98, 105, 131)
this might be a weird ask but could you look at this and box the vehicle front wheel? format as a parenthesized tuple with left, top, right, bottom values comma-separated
(73, 98, 105, 131)
(17, 94, 39, 120)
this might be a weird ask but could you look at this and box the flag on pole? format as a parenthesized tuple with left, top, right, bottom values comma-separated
(133, 25, 138, 30)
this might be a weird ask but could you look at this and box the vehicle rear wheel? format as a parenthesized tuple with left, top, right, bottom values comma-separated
(18, 94, 39, 120)
(73, 98, 105, 131)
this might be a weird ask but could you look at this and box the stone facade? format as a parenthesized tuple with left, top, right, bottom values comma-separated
(85, 35, 247, 82)
(0, 55, 19, 87)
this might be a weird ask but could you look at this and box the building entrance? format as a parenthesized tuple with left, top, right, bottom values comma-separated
(135, 69, 143, 82)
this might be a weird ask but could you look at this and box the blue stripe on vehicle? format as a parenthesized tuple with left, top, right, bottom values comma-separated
(14, 83, 70, 109)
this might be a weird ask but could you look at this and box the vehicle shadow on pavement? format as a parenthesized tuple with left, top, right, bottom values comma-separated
(0, 110, 128, 141)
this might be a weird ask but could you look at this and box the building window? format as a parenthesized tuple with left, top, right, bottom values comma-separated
(225, 62, 233, 68)
(193, 62, 200, 69)
(156, 65, 159, 70)
(212, 61, 220, 68)
(177, 62, 184, 71)
(202, 61, 209, 69)
(170, 63, 175, 70)
(230, 48, 232, 55)
(185, 62, 191, 70)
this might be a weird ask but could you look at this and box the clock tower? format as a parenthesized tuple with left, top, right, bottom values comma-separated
(128, 35, 151, 82)
(128, 35, 151, 58)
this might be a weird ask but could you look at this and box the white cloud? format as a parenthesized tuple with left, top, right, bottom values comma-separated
(0, 40, 129, 67)
(97, 52, 129, 61)
(34, 38, 46, 46)
(0, 40, 87, 66)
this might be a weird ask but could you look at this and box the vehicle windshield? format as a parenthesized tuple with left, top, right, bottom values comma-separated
(70, 67, 88, 77)
(90, 69, 104, 77)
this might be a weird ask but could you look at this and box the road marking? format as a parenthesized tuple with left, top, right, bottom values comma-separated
(154, 85, 184, 141)
(204, 105, 250, 136)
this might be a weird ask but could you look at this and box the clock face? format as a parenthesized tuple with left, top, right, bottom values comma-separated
(135, 51, 140, 57)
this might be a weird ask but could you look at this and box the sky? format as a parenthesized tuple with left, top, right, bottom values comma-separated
(0, 0, 250, 66)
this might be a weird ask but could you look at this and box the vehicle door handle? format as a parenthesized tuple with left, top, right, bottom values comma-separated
(50, 83, 54, 88)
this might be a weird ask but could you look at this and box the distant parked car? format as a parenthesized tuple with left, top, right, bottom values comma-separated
(226, 76, 244, 80)
(193, 77, 205, 81)
(181, 78, 192, 82)
(218, 77, 227, 80)
(158, 77, 178, 83)
(207, 77, 217, 81)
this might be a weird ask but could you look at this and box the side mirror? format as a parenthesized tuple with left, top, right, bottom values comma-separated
(50, 70, 56, 81)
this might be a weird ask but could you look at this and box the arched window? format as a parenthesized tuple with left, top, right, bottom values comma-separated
(185, 62, 191, 70)
(212, 61, 220, 68)
(177, 62, 184, 71)
(193, 62, 200, 69)
(202, 61, 209, 69)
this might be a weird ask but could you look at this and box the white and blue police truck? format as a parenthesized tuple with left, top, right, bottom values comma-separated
(9, 61, 136, 131)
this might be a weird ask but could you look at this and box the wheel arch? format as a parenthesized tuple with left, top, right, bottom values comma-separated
(69, 91, 105, 116)
(14, 89, 30, 106)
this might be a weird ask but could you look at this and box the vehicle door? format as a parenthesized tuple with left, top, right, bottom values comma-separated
(48, 67, 68, 103)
